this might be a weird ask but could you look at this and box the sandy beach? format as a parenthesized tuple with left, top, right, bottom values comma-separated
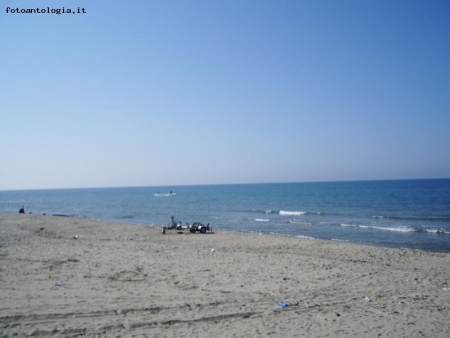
(0, 214, 449, 337)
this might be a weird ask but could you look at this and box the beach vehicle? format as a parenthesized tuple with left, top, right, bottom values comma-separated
(188, 222, 212, 234)
(165, 216, 212, 234)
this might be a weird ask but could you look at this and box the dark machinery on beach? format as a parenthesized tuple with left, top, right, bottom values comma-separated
(187, 222, 212, 234)
(163, 216, 212, 234)
(169, 216, 183, 229)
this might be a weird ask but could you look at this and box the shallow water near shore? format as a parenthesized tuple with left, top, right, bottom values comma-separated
(1, 179, 449, 252)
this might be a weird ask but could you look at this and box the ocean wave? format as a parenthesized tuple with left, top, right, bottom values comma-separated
(353, 224, 449, 234)
(295, 235, 315, 240)
(279, 210, 306, 216)
(371, 226, 416, 232)
(232, 229, 315, 241)
(287, 220, 312, 225)
(253, 218, 269, 222)
(153, 193, 176, 197)
(249, 209, 278, 215)
(422, 229, 450, 234)
(249, 209, 325, 216)
(372, 215, 450, 222)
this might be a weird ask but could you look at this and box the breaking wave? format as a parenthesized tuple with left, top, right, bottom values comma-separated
(287, 220, 312, 226)
(372, 215, 450, 222)
(279, 210, 306, 216)
(340, 223, 449, 235)
(249, 209, 323, 216)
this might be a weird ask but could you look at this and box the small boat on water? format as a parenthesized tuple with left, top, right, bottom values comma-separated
(154, 191, 176, 197)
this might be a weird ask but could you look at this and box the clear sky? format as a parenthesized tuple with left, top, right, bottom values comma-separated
(1, 0, 449, 190)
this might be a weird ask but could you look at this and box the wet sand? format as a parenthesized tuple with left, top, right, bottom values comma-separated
(1, 214, 449, 337)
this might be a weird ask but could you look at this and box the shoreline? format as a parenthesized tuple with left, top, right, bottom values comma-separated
(6, 211, 449, 254)
(1, 214, 449, 337)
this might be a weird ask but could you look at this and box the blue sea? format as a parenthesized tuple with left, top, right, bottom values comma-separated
(1, 179, 449, 252)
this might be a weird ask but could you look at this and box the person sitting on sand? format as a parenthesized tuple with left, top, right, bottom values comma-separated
(19, 206, 25, 214)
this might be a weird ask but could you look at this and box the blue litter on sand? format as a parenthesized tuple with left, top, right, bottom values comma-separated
(278, 302, 289, 308)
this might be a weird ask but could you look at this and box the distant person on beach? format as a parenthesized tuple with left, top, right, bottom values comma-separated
(19, 206, 25, 214)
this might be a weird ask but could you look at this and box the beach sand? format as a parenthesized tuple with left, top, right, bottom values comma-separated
(0, 214, 449, 337)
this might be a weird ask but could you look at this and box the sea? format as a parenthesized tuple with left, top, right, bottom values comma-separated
(1, 179, 449, 252)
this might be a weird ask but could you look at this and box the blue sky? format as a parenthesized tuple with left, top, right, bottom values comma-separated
(1, 0, 449, 190)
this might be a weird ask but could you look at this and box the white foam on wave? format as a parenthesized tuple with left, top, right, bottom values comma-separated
(375, 226, 415, 232)
(360, 225, 415, 232)
(288, 220, 312, 225)
(279, 210, 306, 216)
(153, 193, 176, 197)
(254, 218, 269, 222)
(340, 223, 356, 227)
(425, 229, 450, 234)
(295, 235, 315, 240)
